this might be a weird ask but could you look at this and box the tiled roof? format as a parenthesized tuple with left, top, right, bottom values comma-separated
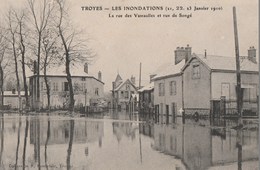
(194, 54, 258, 72)
(152, 60, 185, 80)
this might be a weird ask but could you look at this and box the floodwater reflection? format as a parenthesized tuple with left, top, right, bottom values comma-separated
(0, 112, 258, 170)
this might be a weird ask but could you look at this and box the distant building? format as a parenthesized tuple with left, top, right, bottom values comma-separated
(138, 82, 154, 114)
(129, 93, 139, 112)
(3, 90, 26, 109)
(111, 74, 137, 110)
(29, 63, 104, 110)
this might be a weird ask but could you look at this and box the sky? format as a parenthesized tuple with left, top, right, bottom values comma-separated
(0, 0, 258, 92)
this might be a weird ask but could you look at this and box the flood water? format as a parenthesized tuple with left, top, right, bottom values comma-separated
(0, 111, 258, 170)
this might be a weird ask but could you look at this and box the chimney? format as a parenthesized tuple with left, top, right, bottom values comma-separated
(84, 63, 88, 74)
(204, 49, 207, 58)
(130, 75, 135, 85)
(98, 71, 102, 81)
(248, 46, 257, 63)
(174, 44, 192, 64)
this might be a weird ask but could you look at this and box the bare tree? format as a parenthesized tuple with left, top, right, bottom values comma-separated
(27, 0, 54, 110)
(15, 9, 30, 110)
(6, 9, 22, 112)
(55, 0, 94, 112)
(42, 28, 59, 111)
(0, 28, 11, 108)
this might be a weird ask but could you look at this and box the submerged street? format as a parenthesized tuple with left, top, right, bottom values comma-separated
(0, 111, 258, 170)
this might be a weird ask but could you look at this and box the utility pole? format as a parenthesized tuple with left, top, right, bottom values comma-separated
(233, 6, 242, 117)
(233, 7, 243, 170)
(139, 63, 142, 89)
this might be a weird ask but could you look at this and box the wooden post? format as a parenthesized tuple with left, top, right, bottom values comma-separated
(233, 7, 242, 117)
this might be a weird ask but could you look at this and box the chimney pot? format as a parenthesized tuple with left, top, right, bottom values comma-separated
(98, 71, 102, 81)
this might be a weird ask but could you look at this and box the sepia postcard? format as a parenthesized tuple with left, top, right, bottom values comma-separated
(0, 0, 258, 170)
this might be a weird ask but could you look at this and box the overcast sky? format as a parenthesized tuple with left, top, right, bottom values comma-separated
(0, 0, 258, 92)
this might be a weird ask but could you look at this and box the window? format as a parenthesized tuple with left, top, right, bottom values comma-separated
(170, 81, 176, 95)
(121, 91, 124, 98)
(64, 82, 69, 91)
(95, 88, 99, 96)
(73, 83, 80, 91)
(53, 82, 58, 91)
(81, 83, 85, 91)
(159, 83, 165, 96)
(126, 84, 130, 90)
(249, 84, 257, 103)
(192, 62, 200, 79)
(125, 91, 129, 99)
(221, 83, 230, 99)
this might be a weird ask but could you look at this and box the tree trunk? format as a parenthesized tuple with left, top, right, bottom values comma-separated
(0, 65, 3, 108)
(11, 35, 21, 112)
(36, 33, 42, 111)
(43, 55, 50, 111)
(19, 21, 29, 110)
(59, 28, 74, 112)
(65, 55, 74, 112)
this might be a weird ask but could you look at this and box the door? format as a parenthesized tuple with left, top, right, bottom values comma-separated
(212, 100, 220, 118)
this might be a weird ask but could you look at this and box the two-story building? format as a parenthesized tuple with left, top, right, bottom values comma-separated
(152, 45, 258, 122)
(152, 45, 191, 123)
(29, 63, 104, 110)
(111, 74, 137, 110)
(183, 47, 258, 117)
(153, 60, 185, 123)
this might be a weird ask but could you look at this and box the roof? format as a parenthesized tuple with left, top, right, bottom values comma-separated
(114, 79, 137, 91)
(152, 60, 185, 80)
(183, 53, 258, 72)
(138, 82, 154, 92)
(115, 74, 123, 82)
(28, 64, 104, 84)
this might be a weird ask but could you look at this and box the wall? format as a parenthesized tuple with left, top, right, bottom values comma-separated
(211, 72, 259, 111)
(4, 96, 26, 109)
(154, 75, 182, 121)
(115, 80, 137, 109)
(38, 76, 104, 109)
(183, 58, 211, 111)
